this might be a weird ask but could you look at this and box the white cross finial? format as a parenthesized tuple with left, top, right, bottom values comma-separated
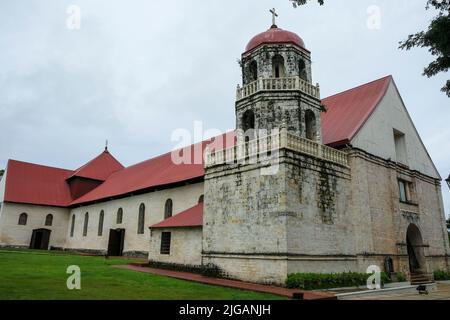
(270, 8, 278, 27)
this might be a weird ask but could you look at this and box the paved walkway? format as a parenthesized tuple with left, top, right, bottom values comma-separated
(343, 283, 450, 300)
(114, 264, 335, 300)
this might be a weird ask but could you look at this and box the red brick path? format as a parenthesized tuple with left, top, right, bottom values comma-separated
(113, 264, 335, 300)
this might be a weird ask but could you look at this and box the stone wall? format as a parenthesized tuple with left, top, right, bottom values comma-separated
(0, 202, 70, 248)
(241, 45, 312, 85)
(203, 148, 352, 284)
(149, 227, 203, 266)
(235, 91, 322, 142)
(65, 182, 204, 256)
(348, 148, 450, 276)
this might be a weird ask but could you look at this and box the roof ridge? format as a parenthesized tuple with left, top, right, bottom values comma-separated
(323, 75, 392, 101)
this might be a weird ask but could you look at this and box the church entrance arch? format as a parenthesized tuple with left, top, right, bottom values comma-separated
(30, 229, 51, 250)
(406, 224, 427, 274)
(107, 228, 125, 256)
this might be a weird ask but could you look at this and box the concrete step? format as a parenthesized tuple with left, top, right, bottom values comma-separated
(410, 273, 433, 285)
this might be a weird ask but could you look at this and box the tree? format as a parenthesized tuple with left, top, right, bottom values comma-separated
(292, 0, 450, 97)
(399, 1, 450, 97)
(290, 0, 323, 7)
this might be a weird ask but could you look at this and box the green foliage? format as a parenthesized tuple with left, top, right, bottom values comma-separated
(200, 263, 225, 278)
(286, 272, 392, 290)
(396, 272, 407, 282)
(148, 260, 225, 278)
(399, 0, 450, 97)
(291, 0, 324, 7)
(434, 270, 450, 280)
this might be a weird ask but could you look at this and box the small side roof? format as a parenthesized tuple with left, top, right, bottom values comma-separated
(150, 203, 203, 229)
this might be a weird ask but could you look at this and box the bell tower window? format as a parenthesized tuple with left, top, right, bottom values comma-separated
(249, 60, 258, 82)
(299, 59, 307, 80)
(242, 109, 255, 132)
(272, 55, 285, 78)
(305, 110, 317, 140)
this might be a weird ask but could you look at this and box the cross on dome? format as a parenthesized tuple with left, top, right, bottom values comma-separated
(270, 8, 278, 28)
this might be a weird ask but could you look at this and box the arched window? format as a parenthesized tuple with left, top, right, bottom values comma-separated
(98, 210, 104, 236)
(242, 109, 256, 142)
(272, 55, 285, 78)
(249, 60, 258, 82)
(164, 199, 173, 219)
(116, 208, 123, 224)
(299, 59, 307, 80)
(305, 110, 317, 141)
(70, 214, 75, 237)
(45, 214, 53, 226)
(242, 110, 255, 132)
(83, 212, 89, 237)
(18, 213, 27, 225)
(198, 195, 204, 204)
(138, 203, 145, 234)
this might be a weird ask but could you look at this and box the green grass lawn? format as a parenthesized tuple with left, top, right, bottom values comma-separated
(0, 249, 284, 300)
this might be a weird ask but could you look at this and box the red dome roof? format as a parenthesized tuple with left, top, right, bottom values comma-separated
(245, 26, 306, 53)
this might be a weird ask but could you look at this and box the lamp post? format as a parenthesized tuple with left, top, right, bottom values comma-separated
(446, 175, 450, 190)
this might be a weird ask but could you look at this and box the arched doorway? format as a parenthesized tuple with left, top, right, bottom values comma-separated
(406, 224, 427, 274)
(30, 229, 51, 250)
(107, 228, 125, 256)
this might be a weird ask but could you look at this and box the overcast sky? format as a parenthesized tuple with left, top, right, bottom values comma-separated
(0, 0, 449, 216)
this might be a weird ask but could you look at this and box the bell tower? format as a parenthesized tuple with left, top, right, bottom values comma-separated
(203, 12, 351, 285)
(236, 10, 322, 141)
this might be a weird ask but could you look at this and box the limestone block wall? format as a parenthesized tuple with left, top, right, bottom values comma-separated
(0, 202, 69, 249)
(235, 92, 322, 141)
(204, 162, 289, 256)
(149, 228, 202, 266)
(203, 148, 353, 284)
(242, 45, 312, 85)
(348, 149, 449, 275)
(65, 182, 204, 256)
(284, 152, 352, 257)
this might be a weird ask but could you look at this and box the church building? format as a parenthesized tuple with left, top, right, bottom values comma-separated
(0, 18, 449, 285)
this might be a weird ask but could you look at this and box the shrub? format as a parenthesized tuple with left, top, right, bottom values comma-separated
(148, 260, 202, 274)
(396, 272, 407, 282)
(433, 270, 450, 281)
(200, 263, 225, 278)
(286, 272, 391, 290)
(147, 261, 226, 278)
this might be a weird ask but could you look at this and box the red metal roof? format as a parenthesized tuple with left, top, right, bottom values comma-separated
(4, 160, 74, 207)
(70, 132, 235, 205)
(150, 203, 203, 229)
(245, 26, 307, 54)
(68, 149, 124, 181)
(321, 75, 392, 147)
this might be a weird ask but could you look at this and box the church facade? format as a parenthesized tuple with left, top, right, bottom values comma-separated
(0, 22, 449, 285)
